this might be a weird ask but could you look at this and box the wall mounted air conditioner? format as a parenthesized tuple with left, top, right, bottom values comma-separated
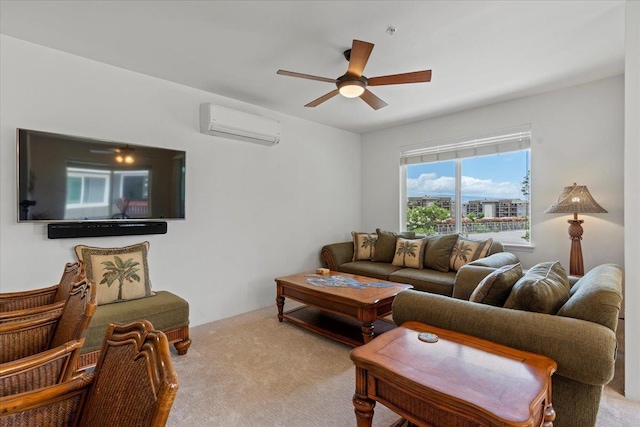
(199, 104, 281, 146)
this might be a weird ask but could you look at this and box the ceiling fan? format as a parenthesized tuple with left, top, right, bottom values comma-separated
(277, 39, 432, 110)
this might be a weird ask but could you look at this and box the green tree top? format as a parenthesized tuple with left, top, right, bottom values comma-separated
(406, 204, 450, 235)
(521, 170, 530, 201)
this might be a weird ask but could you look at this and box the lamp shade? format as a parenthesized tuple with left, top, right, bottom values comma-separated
(544, 183, 607, 214)
(338, 80, 366, 98)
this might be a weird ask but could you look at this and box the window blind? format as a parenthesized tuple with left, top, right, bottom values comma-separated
(400, 124, 531, 165)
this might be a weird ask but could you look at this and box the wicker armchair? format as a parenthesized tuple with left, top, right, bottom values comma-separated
(0, 320, 180, 427)
(0, 277, 96, 363)
(0, 261, 84, 313)
(0, 278, 96, 396)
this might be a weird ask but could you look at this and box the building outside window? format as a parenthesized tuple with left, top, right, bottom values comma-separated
(400, 125, 531, 246)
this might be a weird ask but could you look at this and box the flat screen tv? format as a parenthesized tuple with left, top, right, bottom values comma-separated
(17, 129, 186, 222)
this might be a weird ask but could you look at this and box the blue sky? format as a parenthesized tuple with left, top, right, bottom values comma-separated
(406, 150, 529, 200)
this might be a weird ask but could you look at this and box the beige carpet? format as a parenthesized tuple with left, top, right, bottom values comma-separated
(167, 305, 640, 426)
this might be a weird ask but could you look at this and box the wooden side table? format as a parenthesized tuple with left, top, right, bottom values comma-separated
(350, 321, 557, 427)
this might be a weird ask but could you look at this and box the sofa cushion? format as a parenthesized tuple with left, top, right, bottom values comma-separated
(81, 290, 189, 353)
(338, 261, 403, 281)
(372, 229, 416, 263)
(557, 264, 623, 331)
(469, 263, 523, 306)
(351, 232, 377, 261)
(424, 233, 459, 272)
(75, 241, 152, 305)
(450, 236, 493, 272)
(388, 269, 456, 296)
(392, 238, 427, 269)
(504, 261, 570, 314)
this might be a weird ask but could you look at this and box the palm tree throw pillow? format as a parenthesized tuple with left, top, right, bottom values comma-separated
(449, 236, 493, 272)
(74, 241, 153, 305)
(391, 238, 427, 269)
(351, 232, 377, 261)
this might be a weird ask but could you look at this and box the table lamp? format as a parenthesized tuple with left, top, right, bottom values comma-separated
(544, 183, 607, 276)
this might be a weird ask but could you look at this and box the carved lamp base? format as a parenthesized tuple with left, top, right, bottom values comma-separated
(567, 219, 584, 276)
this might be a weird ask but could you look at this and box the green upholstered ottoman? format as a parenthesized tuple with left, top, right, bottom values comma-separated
(77, 290, 191, 369)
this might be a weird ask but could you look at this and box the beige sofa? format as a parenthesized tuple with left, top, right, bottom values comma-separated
(392, 263, 623, 427)
(321, 232, 519, 297)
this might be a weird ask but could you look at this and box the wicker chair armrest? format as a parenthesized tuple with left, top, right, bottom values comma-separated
(0, 301, 65, 324)
(0, 339, 84, 395)
(0, 285, 58, 312)
(0, 315, 62, 363)
(0, 372, 93, 420)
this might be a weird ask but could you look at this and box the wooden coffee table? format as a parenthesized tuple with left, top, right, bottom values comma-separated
(275, 271, 412, 347)
(351, 321, 557, 427)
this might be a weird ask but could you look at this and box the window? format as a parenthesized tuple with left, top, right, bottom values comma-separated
(65, 166, 150, 218)
(401, 125, 531, 246)
(65, 168, 110, 208)
(112, 170, 150, 217)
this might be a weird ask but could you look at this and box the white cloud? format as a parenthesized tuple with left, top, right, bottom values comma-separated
(407, 173, 454, 196)
(407, 173, 522, 199)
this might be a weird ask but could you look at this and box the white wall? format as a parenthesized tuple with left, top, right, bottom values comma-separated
(0, 35, 362, 327)
(625, 0, 640, 401)
(361, 76, 624, 271)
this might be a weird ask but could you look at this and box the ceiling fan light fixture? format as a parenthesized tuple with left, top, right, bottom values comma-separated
(115, 147, 135, 164)
(338, 80, 365, 98)
(278, 39, 429, 109)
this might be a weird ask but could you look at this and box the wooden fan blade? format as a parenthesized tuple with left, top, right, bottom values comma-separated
(347, 40, 374, 77)
(360, 89, 388, 110)
(277, 70, 337, 83)
(305, 89, 340, 107)
(368, 70, 432, 86)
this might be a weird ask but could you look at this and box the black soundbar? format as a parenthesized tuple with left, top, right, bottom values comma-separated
(47, 221, 168, 239)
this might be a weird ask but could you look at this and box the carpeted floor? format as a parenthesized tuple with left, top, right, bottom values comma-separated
(167, 305, 640, 426)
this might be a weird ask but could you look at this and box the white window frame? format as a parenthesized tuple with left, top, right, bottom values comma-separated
(65, 167, 111, 209)
(399, 124, 532, 248)
(114, 170, 151, 201)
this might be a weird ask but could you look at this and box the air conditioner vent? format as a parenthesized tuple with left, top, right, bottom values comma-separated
(199, 104, 281, 146)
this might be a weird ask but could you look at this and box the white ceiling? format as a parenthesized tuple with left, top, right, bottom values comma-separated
(0, 0, 626, 134)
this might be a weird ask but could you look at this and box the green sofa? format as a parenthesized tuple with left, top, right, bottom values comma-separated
(320, 234, 519, 297)
(392, 263, 623, 427)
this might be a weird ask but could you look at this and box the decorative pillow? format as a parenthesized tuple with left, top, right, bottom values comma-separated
(469, 263, 523, 306)
(503, 261, 570, 314)
(372, 229, 416, 263)
(74, 242, 153, 305)
(351, 232, 377, 261)
(391, 238, 427, 269)
(424, 233, 459, 272)
(449, 236, 493, 271)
